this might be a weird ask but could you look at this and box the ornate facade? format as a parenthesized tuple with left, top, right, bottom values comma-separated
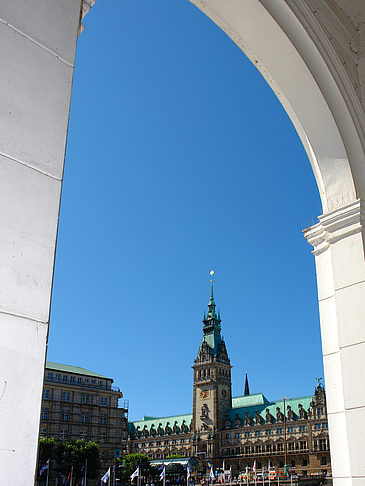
(129, 283, 331, 477)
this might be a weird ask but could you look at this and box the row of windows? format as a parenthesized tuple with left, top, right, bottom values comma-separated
(40, 428, 108, 443)
(135, 438, 190, 448)
(226, 425, 311, 439)
(314, 422, 328, 429)
(46, 372, 101, 385)
(45, 372, 109, 388)
(41, 408, 108, 424)
(44, 389, 109, 406)
(224, 441, 311, 456)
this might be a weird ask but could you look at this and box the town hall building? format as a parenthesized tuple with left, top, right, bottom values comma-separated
(129, 282, 331, 477)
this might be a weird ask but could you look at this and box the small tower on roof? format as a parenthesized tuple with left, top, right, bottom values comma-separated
(244, 371, 250, 396)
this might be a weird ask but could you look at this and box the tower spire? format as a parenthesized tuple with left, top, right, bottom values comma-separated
(207, 274, 217, 319)
(244, 371, 250, 396)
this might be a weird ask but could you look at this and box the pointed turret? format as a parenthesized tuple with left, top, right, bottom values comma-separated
(244, 372, 250, 396)
(198, 277, 226, 361)
(207, 280, 217, 318)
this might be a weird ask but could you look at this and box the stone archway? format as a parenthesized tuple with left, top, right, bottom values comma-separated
(0, 1, 364, 485)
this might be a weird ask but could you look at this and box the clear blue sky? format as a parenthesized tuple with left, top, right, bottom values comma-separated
(48, 0, 323, 421)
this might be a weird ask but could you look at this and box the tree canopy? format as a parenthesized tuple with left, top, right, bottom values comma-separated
(38, 438, 101, 479)
(124, 453, 150, 480)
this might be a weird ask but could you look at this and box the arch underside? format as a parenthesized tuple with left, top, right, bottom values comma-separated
(188, 0, 365, 214)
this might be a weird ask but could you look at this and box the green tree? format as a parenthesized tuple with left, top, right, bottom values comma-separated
(166, 454, 184, 459)
(38, 437, 57, 476)
(57, 440, 101, 479)
(124, 454, 150, 481)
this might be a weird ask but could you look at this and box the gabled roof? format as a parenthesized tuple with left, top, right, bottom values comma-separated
(46, 362, 110, 380)
(232, 393, 269, 408)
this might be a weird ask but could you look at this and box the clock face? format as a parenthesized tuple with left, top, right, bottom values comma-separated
(221, 389, 227, 398)
(200, 389, 210, 400)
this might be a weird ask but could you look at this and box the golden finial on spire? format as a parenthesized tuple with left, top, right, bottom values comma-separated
(210, 269, 214, 282)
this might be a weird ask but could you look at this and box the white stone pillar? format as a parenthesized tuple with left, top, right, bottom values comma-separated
(0, 1, 86, 484)
(304, 199, 365, 486)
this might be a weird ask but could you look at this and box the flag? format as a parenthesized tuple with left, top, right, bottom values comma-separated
(66, 470, 72, 485)
(253, 461, 256, 472)
(40, 458, 50, 476)
(160, 464, 166, 481)
(209, 467, 215, 480)
(102, 467, 111, 483)
(187, 463, 192, 481)
(131, 467, 139, 481)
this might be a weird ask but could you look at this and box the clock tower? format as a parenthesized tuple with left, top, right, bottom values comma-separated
(192, 279, 232, 457)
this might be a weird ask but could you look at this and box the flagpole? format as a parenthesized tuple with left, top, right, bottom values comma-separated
(85, 458, 88, 486)
(46, 460, 50, 486)
(71, 466, 74, 486)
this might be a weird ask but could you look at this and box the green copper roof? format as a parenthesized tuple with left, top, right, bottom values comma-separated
(228, 394, 314, 422)
(129, 413, 192, 439)
(46, 362, 110, 380)
(232, 393, 269, 408)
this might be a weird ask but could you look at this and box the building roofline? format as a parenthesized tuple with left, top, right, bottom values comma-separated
(46, 361, 112, 380)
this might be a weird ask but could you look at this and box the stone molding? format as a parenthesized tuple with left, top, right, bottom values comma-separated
(303, 198, 365, 255)
(274, 0, 365, 150)
(79, 0, 97, 35)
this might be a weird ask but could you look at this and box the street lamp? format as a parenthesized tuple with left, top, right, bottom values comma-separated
(283, 397, 289, 477)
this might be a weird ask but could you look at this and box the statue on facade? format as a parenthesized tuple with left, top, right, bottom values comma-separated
(276, 407, 283, 422)
(298, 403, 305, 420)
(181, 420, 189, 434)
(244, 411, 251, 426)
(135, 426, 141, 438)
(142, 425, 149, 437)
(254, 410, 262, 425)
(150, 424, 156, 436)
(157, 423, 164, 436)
(201, 403, 209, 419)
(265, 408, 272, 424)
(235, 412, 241, 428)
(173, 421, 180, 434)
(287, 405, 294, 421)
(225, 414, 232, 429)
(165, 422, 172, 435)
